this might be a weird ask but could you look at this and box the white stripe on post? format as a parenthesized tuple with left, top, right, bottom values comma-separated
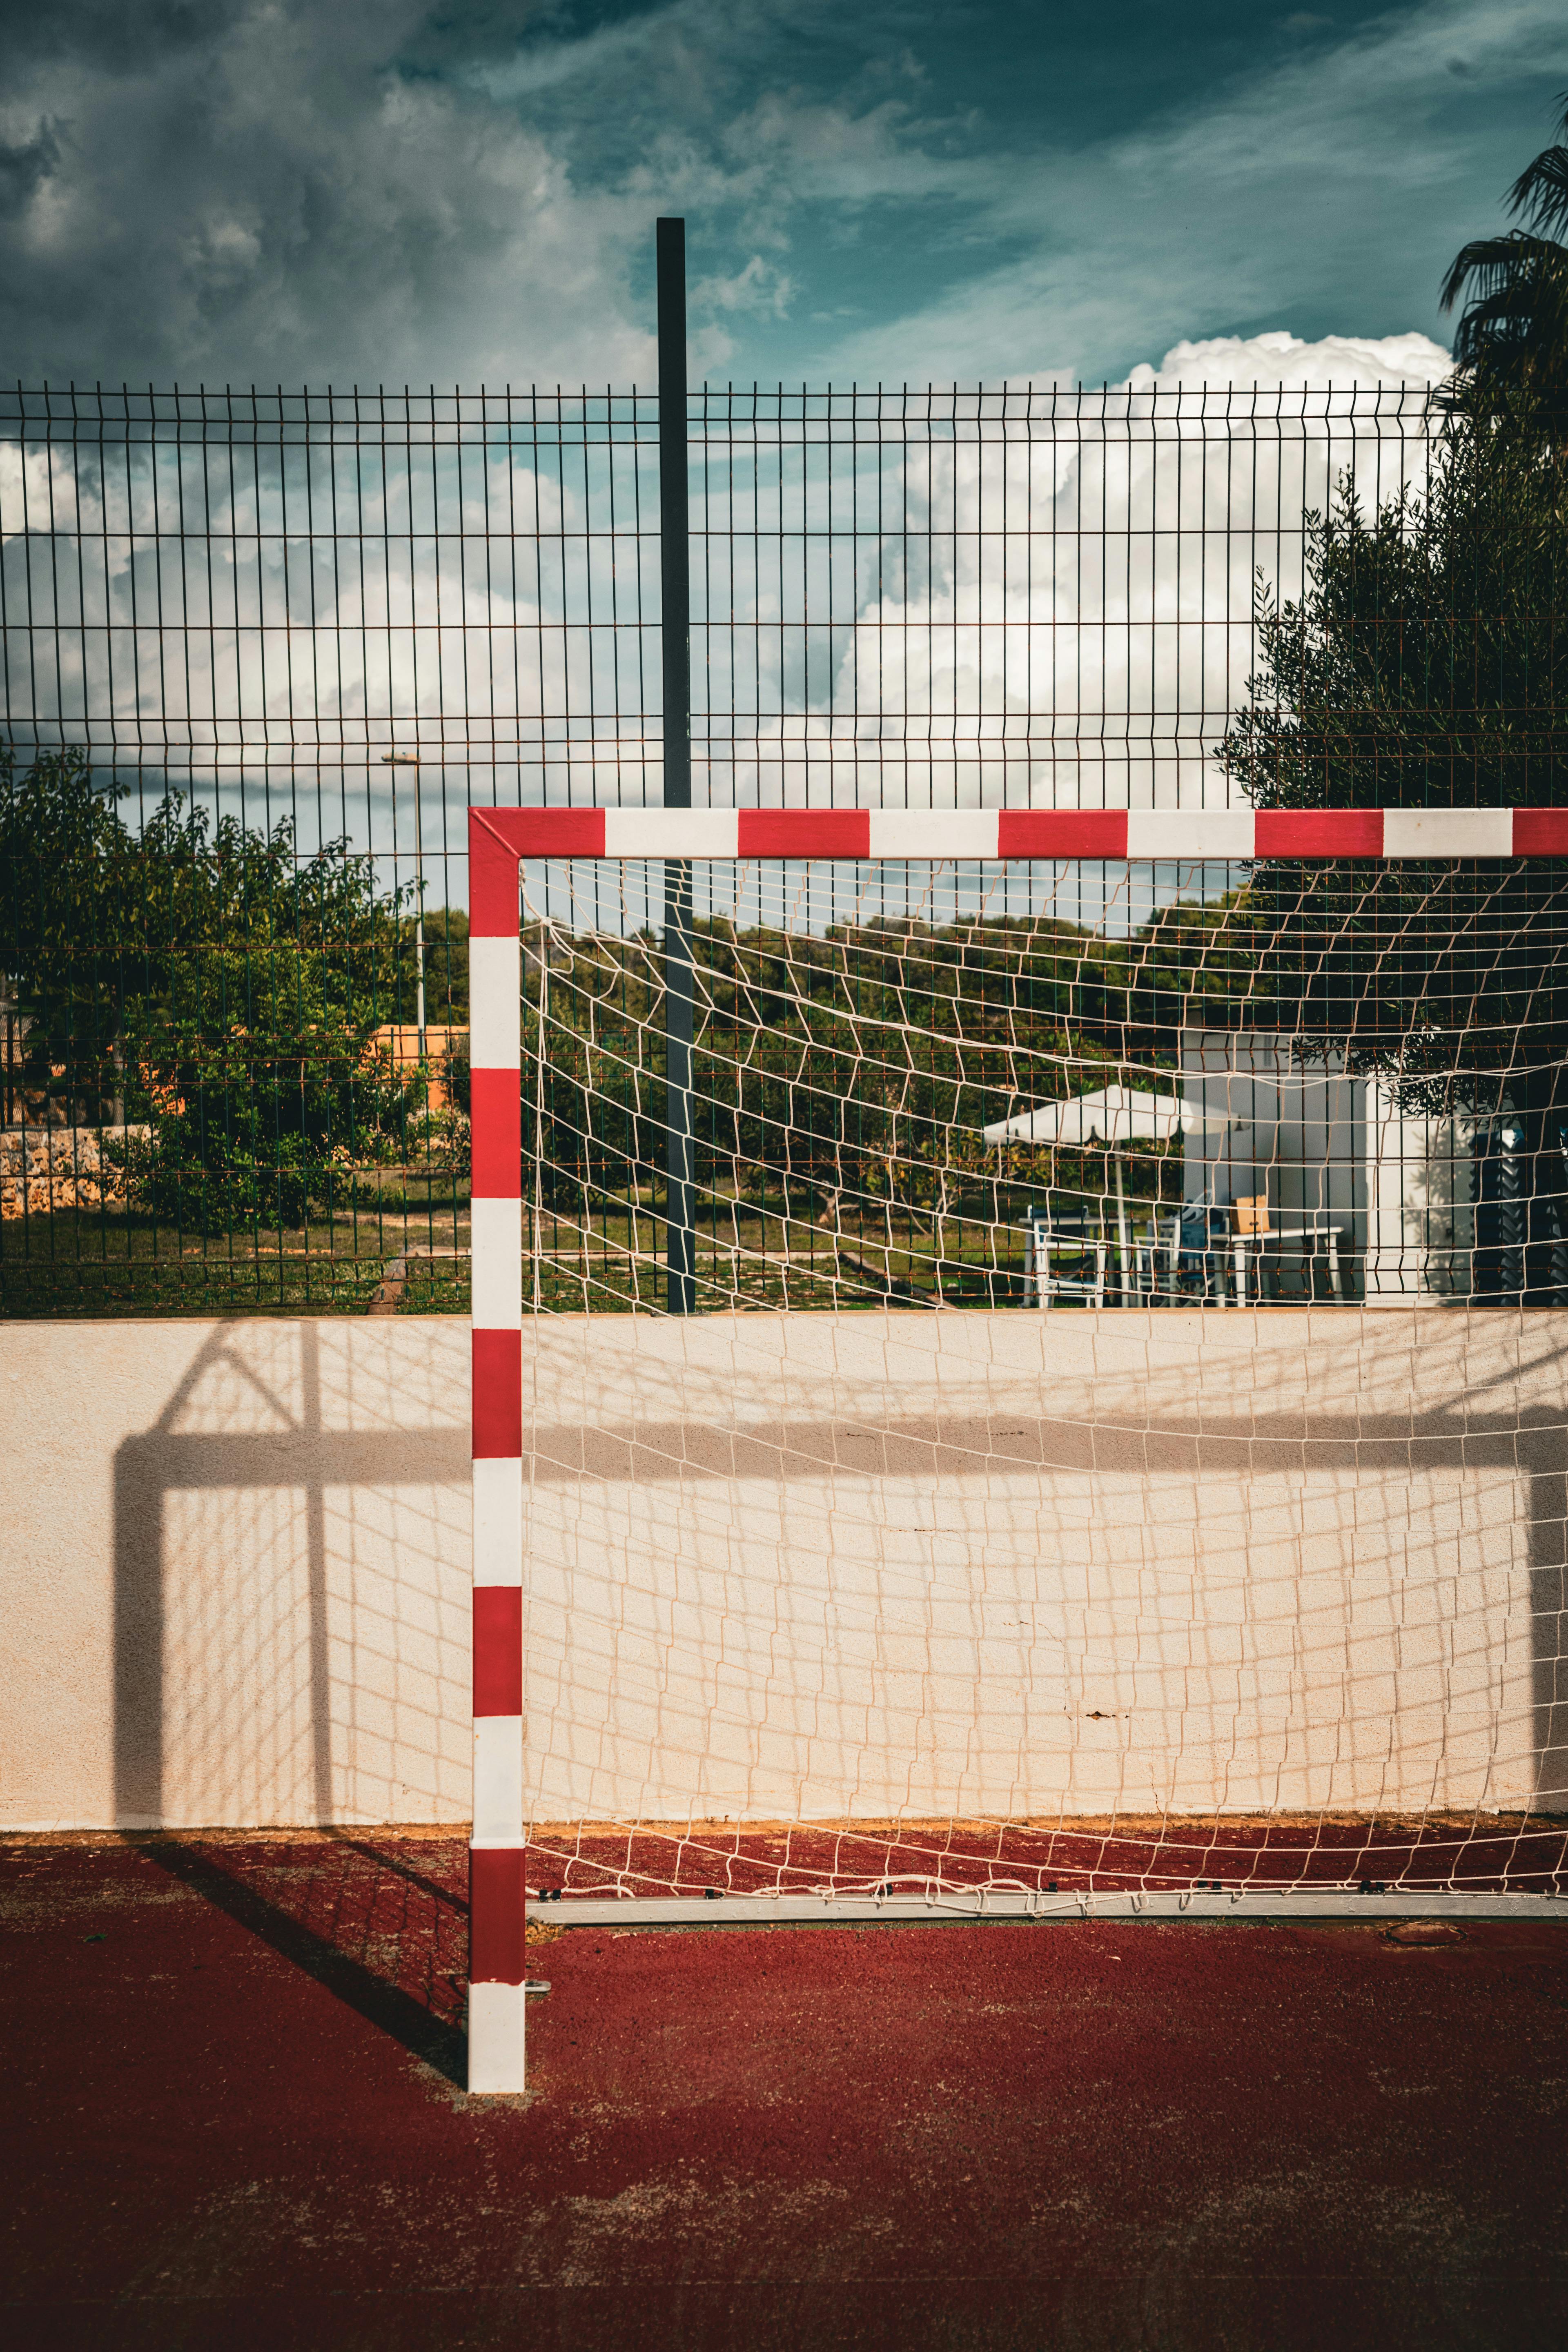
(472, 1455, 523, 1584)
(467, 1982, 527, 2097)
(868, 810, 1002, 860)
(603, 806, 742, 858)
(1125, 809, 1257, 860)
(473, 1715, 526, 1842)
(1382, 808, 1515, 859)
(470, 1196, 524, 1329)
(469, 936, 523, 1070)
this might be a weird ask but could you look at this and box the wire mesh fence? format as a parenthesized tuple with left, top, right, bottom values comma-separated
(7, 376, 1562, 1317)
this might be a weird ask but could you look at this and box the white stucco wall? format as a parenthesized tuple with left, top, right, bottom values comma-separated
(4, 1308, 1565, 1830)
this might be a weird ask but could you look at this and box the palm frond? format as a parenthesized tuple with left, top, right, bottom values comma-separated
(1508, 144, 1568, 240)
(1506, 86, 1568, 232)
(1441, 232, 1567, 312)
(1443, 96, 1568, 436)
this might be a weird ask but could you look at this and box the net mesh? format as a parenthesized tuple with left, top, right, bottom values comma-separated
(510, 854, 1568, 1905)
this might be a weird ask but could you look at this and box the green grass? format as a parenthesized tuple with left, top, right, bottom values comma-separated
(3, 1190, 1218, 1319)
(0, 1201, 470, 1318)
(0, 1196, 1032, 1318)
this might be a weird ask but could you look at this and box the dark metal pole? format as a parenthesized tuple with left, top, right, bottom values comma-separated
(657, 217, 696, 1315)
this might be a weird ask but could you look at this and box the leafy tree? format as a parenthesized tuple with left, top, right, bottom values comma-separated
(0, 747, 145, 1118)
(1223, 405, 1568, 1295)
(123, 942, 409, 1233)
(2, 744, 417, 1230)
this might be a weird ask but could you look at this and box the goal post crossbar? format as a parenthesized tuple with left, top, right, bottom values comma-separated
(469, 804, 1568, 868)
(463, 804, 1568, 2091)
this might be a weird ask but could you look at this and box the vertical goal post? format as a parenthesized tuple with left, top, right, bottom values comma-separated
(465, 800, 1568, 2092)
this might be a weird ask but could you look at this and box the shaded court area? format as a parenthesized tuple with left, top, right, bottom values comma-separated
(4, 1833, 1568, 2351)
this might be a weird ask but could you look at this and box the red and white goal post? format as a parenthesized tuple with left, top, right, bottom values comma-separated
(464, 802, 1568, 2094)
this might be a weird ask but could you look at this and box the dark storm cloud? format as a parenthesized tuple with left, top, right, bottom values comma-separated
(0, 0, 241, 74)
(0, 0, 655, 386)
(0, 121, 60, 221)
(0, 0, 1561, 389)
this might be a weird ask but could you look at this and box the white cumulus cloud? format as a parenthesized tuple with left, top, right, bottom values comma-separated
(1127, 330, 1453, 395)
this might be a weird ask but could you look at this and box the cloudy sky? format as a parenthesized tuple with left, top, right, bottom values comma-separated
(0, 0, 1564, 390)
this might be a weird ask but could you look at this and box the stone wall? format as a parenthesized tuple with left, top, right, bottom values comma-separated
(0, 1127, 141, 1219)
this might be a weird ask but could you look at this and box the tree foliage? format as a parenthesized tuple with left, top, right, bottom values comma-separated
(519, 898, 1243, 1229)
(1223, 404, 1568, 1289)
(1223, 406, 1568, 1067)
(1, 746, 419, 1230)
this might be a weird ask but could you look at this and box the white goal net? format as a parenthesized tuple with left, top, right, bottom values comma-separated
(498, 846, 1568, 1913)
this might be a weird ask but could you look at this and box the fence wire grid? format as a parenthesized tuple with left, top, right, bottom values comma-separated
(4, 377, 1563, 1317)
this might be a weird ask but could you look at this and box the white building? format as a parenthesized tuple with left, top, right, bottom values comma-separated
(1180, 1030, 1476, 1304)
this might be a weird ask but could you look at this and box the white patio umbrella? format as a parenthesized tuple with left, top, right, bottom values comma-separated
(982, 1085, 1239, 1290)
(981, 1085, 1233, 1148)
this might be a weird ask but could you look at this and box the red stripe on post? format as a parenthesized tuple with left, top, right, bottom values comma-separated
(472, 1586, 523, 1717)
(997, 811, 1129, 860)
(488, 808, 608, 860)
(1254, 809, 1384, 858)
(1511, 809, 1568, 856)
(472, 1327, 522, 1460)
(471, 811, 608, 935)
(737, 809, 872, 859)
(469, 1845, 528, 1986)
(470, 1068, 521, 1199)
(469, 815, 522, 938)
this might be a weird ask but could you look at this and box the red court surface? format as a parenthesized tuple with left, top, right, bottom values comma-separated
(4, 1832, 1567, 2351)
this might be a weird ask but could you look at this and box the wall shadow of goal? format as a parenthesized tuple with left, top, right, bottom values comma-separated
(105, 1312, 1568, 1866)
(112, 1319, 470, 1831)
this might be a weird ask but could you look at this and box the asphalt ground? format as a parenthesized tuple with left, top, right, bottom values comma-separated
(4, 1833, 1567, 2351)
